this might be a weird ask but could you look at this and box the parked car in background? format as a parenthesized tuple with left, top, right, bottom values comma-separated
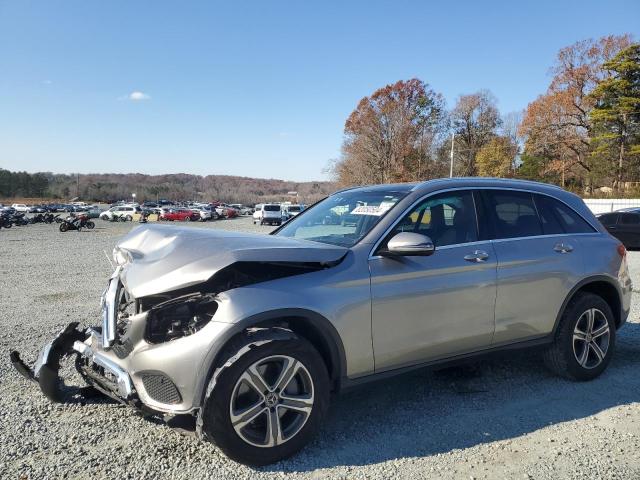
(86, 207, 104, 219)
(159, 208, 200, 222)
(194, 206, 218, 221)
(283, 204, 304, 220)
(11, 204, 30, 213)
(597, 211, 640, 249)
(29, 205, 47, 213)
(100, 205, 140, 221)
(215, 204, 238, 219)
(229, 204, 253, 215)
(253, 203, 282, 225)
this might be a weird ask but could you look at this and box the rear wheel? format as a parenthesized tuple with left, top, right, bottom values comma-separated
(543, 292, 615, 381)
(59, 223, 68, 232)
(125, 215, 133, 222)
(199, 330, 329, 466)
(184, 216, 191, 222)
(86, 221, 95, 229)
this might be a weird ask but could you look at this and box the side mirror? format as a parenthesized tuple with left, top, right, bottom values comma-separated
(383, 232, 435, 257)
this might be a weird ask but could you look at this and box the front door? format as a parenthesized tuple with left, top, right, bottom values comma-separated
(369, 190, 497, 371)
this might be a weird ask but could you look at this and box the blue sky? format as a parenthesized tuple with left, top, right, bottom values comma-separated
(0, 1, 638, 181)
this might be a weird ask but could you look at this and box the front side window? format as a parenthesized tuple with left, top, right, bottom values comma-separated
(483, 190, 542, 239)
(389, 190, 478, 247)
(276, 189, 408, 247)
(620, 213, 640, 225)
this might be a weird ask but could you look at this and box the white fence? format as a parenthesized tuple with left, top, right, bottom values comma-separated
(583, 198, 640, 214)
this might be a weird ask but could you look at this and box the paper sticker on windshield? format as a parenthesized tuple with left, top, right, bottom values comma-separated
(351, 205, 391, 216)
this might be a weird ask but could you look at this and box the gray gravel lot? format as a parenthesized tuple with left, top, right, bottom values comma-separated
(1, 218, 640, 479)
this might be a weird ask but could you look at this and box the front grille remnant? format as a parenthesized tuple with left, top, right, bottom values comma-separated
(141, 373, 182, 404)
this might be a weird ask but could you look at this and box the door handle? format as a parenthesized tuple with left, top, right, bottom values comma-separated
(464, 250, 489, 262)
(554, 243, 574, 253)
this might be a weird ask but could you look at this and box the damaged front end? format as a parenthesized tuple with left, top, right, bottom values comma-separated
(10, 266, 141, 409)
(10, 224, 347, 417)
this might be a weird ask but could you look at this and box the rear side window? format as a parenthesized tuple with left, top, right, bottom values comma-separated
(535, 195, 595, 234)
(483, 191, 542, 239)
(620, 213, 640, 225)
(264, 205, 280, 212)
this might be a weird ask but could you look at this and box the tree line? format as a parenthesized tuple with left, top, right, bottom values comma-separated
(0, 169, 334, 205)
(331, 34, 640, 195)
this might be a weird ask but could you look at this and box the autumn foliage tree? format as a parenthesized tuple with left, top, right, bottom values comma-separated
(333, 79, 447, 186)
(519, 34, 634, 190)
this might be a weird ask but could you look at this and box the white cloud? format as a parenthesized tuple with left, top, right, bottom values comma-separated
(128, 91, 151, 101)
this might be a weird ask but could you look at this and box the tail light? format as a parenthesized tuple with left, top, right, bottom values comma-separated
(617, 243, 627, 258)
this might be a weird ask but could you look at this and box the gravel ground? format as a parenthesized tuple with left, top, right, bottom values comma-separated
(1, 218, 640, 479)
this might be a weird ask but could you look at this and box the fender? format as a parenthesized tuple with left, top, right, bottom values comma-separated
(194, 308, 347, 408)
(552, 274, 624, 335)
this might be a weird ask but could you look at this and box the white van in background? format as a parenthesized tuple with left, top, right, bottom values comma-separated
(253, 203, 282, 225)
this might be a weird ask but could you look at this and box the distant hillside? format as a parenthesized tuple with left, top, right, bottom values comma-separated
(0, 169, 336, 205)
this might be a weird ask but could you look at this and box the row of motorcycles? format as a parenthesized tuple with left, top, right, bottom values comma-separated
(0, 211, 61, 228)
(0, 211, 95, 232)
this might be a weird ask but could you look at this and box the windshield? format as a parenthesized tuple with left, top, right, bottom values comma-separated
(288, 206, 301, 212)
(276, 189, 407, 247)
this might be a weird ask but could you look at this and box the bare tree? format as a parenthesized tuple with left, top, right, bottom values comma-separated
(451, 90, 501, 176)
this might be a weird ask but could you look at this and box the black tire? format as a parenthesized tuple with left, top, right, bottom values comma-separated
(86, 221, 95, 229)
(125, 215, 133, 222)
(199, 329, 330, 466)
(184, 216, 191, 222)
(59, 223, 68, 232)
(260, 220, 264, 226)
(543, 292, 616, 381)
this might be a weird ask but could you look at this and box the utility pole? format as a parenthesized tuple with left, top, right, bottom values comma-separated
(449, 132, 455, 178)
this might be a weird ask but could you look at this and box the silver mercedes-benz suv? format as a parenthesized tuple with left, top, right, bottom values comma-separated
(11, 178, 632, 465)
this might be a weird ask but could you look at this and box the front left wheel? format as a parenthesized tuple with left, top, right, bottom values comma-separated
(199, 329, 330, 466)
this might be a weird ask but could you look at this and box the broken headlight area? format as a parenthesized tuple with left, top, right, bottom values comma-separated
(145, 294, 218, 344)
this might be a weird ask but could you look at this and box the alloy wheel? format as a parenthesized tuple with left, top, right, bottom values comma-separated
(229, 355, 314, 448)
(572, 308, 610, 369)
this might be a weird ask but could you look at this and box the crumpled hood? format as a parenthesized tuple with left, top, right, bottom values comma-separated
(115, 224, 348, 298)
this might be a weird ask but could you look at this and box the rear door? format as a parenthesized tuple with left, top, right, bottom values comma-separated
(370, 189, 497, 370)
(482, 190, 591, 345)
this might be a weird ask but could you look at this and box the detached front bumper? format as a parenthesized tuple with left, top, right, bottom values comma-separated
(10, 324, 137, 407)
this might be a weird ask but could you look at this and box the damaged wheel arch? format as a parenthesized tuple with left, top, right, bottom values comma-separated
(194, 308, 347, 409)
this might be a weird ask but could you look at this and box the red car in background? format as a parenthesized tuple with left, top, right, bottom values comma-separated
(159, 208, 200, 222)
(214, 204, 238, 218)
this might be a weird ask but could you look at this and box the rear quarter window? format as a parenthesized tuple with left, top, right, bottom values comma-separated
(535, 194, 595, 234)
